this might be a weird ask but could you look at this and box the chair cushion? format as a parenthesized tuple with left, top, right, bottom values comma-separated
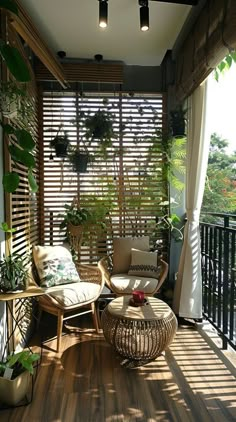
(112, 236, 149, 274)
(110, 274, 158, 295)
(128, 248, 161, 279)
(32, 245, 80, 288)
(39, 282, 101, 308)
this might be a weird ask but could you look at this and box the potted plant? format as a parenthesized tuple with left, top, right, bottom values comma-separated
(84, 109, 117, 158)
(0, 222, 30, 293)
(68, 148, 90, 173)
(0, 350, 40, 406)
(0, 252, 29, 293)
(169, 105, 187, 137)
(50, 125, 70, 158)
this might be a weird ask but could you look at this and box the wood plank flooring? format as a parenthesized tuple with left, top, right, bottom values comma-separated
(1, 314, 236, 422)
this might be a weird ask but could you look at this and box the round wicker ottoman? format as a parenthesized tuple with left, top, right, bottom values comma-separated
(101, 296, 177, 363)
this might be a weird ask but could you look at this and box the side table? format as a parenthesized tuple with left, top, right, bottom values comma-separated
(101, 296, 178, 365)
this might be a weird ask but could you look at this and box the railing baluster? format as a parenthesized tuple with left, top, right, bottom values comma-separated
(200, 212, 236, 351)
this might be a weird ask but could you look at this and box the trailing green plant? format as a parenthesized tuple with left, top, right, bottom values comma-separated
(71, 105, 117, 160)
(0, 0, 38, 193)
(0, 2, 31, 83)
(59, 203, 92, 229)
(0, 80, 34, 125)
(0, 350, 40, 379)
(1, 122, 38, 192)
(0, 221, 30, 292)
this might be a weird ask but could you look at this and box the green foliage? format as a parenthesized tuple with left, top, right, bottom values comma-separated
(59, 203, 92, 229)
(0, 41, 30, 83)
(0, 251, 30, 292)
(0, 0, 38, 194)
(201, 133, 236, 216)
(214, 52, 236, 81)
(1, 123, 37, 192)
(0, 351, 40, 379)
(0, 80, 34, 125)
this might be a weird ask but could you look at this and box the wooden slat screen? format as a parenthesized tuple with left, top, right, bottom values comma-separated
(6, 27, 40, 257)
(40, 90, 168, 263)
(2, 22, 40, 349)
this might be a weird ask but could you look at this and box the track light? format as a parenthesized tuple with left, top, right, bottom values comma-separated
(99, 0, 108, 29)
(139, 0, 149, 32)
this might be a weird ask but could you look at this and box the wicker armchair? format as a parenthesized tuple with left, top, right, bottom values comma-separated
(98, 253, 168, 296)
(36, 262, 104, 352)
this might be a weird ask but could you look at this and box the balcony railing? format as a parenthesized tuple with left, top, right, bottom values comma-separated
(200, 213, 236, 350)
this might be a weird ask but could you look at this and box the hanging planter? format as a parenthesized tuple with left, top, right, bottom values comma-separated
(68, 150, 90, 173)
(169, 105, 187, 137)
(50, 128, 70, 158)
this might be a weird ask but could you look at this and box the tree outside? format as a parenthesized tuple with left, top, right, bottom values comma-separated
(201, 132, 236, 221)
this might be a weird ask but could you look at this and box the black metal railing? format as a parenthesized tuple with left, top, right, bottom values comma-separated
(200, 213, 236, 350)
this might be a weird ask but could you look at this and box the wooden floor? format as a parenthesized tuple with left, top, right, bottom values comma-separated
(1, 314, 236, 422)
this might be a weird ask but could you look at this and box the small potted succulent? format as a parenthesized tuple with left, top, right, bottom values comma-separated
(50, 125, 70, 158)
(0, 350, 40, 406)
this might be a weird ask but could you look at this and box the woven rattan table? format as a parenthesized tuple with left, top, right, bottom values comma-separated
(101, 296, 177, 365)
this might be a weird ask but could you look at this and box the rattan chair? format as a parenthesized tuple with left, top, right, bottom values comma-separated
(98, 253, 168, 296)
(35, 263, 104, 352)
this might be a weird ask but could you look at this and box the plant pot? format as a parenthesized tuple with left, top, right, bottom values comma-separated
(172, 122, 185, 137)
(54, 143, 68, 158)
(0, 371, 30, 406)
(72, 153, 89, 173)
(67, 223, 84, 255)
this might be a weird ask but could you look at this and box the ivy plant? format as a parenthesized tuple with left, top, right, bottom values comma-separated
(0, 0, 38, 193)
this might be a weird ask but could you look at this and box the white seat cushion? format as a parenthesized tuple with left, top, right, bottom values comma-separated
(110, 274, 159, 294)
(40, 282, 101, 308)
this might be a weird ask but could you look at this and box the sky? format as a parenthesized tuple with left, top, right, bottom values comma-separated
(207, 63, 236, 154)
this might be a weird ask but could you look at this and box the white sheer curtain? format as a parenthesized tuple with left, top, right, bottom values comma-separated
(173, 81, 211, 319)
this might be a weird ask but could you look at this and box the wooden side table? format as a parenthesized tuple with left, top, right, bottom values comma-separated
(0, 284, 45, 358)
(101, 296, 178, 364)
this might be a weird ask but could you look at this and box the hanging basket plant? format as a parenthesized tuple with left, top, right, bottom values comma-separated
(68, 149, 90, 173)
(169, 105, 187, 137)
(83, 108, 117, 158)
(50, 126, 70, 158)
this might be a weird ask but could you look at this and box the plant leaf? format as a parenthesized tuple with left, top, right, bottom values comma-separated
(1, 122, 16, 135)
(28, 169, 38, 192)
(8, 145, 35, 168)
(0, 41, 31, 82)
(0, 222, 15, 232)
(0, 0, 18, 14)
(2, 171, 20, 192)
(15, 128, 35, 151)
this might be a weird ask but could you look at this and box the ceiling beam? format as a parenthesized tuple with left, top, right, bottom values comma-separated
(150, 0, 198, 5)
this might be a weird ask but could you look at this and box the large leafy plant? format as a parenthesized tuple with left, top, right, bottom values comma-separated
(0, 351, 40, 379)
(0, 0, 38, 193)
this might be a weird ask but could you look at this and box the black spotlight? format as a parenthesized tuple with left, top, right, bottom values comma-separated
(139, 0, 149, 32)
(99, 0, 108, 29)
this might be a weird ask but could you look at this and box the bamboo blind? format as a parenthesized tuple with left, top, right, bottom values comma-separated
(40, 90, 168, 263)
